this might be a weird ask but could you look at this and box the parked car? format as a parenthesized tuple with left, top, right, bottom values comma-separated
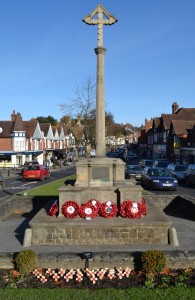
(153, 159, 172, 168)
(141, 167, 178, 190)
(125, 164, 143, 181)
(123, 152, 139, 161)
(139, 159, 155, 169)
(21, 160, 39, 175)
(185, 164, 195, 187)
(166, 164, 188, 182)
(23, 164, 50, 181)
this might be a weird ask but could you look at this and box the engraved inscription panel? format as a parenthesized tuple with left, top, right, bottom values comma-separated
(92, 167, 109, 182)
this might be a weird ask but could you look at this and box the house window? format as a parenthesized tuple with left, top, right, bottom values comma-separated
(163, 132, 166, 143)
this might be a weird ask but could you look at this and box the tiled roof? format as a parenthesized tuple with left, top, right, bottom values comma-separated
(153, 117, 161, 129)
(39, 123, 50, 136)
(161, 108, 195, 130)
(161, 114, 179, 129)
(23, 118, 38, 138)
(176, 108, 195, 119)
(0, 121, 13, 138)
(171, 120, 195, 136)
(144, 119, 153, 130)
(0, 112, 26, 137)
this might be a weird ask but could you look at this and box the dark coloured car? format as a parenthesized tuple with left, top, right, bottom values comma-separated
(141, 167, 178, 190)
(125, 164, 143, 180)
(153, 160, 172, 168)
(185, 164, 195, 187)
(123, 152, 139, 161)
(166, 164, 188, 182)
(139, 159, 155, 169)
(23, 164, 50, 181)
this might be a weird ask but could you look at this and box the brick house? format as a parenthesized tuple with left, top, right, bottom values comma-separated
(138, 102, 195, 163)
(0, 111, 78, 168)
(0, 111, 44, 167)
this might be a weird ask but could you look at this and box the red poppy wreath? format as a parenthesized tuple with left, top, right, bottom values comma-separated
(120, 200, 130, 218)
(79, 203, 98, 219)
(61, 200, 80, 218)
(125, 201, 143, 219)
(86, 199, 101, 216)
(48, 200, 59, 217)
(100, 201, 118, 218)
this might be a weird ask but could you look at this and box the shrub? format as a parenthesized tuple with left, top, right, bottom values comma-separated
(141, 250, 166, 273)
(15, 250, 37, 276)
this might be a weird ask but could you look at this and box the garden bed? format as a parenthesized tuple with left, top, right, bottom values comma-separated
(0, 267, 195, 289)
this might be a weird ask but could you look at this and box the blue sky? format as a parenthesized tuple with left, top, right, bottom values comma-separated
(0, 0, 195, 127)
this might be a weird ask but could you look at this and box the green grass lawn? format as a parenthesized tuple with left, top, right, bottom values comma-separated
(17, 174, 76, 197)
(0, 287, 195, 300)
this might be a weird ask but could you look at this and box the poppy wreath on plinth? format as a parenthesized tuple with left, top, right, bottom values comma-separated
(141, 198, 147, 216)
(120, 200, 130, 218)
(86, 199, 101, 216)
(125, 201, 143, 219)
(61, 200, 80, 218)
(79, 203, 98, 219)
(48, 200, 59, 217)
(100, 201, 118, 218)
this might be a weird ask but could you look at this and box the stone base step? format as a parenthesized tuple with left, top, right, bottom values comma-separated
(29, 198, 172, 246)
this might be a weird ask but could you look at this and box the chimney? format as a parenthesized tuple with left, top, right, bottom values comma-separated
(172, 102, 179, 114)
(11, 110, 16, 121)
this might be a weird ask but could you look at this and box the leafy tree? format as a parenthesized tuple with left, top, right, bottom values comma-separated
(36, 115, 58, 126)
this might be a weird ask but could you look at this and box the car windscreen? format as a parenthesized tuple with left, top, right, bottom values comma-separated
(26, 166, 40, 170)
(150, 169, 170, 177)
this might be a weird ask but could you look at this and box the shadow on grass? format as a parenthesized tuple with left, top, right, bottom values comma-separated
(65, 179, 76, 186)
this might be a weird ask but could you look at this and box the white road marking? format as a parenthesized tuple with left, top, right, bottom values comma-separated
(22, 182, 38, 186)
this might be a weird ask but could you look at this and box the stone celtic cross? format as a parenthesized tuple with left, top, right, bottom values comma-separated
(83, 4, 118, 47)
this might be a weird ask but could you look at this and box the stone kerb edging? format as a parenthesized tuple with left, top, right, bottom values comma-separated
(0, 250, 195, 270)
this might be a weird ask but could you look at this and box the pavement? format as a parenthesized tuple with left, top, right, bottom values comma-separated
(0, 166, 195, 254)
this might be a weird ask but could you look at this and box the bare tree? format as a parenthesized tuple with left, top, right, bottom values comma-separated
(59, 76, 96, 121)
(59, 76, 96, 147)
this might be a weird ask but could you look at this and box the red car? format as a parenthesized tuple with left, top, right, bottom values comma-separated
(23, 164, 50, 181)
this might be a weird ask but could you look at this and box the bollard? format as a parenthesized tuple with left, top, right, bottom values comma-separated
(169, 227, 179, 246)
(7, 169, 10, 176)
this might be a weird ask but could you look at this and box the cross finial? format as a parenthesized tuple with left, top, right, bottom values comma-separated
(83, 4, 118, 47)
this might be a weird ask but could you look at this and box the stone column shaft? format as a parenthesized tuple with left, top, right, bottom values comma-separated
(95, 46, 107, 157)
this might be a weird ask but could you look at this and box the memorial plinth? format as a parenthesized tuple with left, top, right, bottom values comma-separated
(30, 198, 171, 246)
(58, 157, 143, 216)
